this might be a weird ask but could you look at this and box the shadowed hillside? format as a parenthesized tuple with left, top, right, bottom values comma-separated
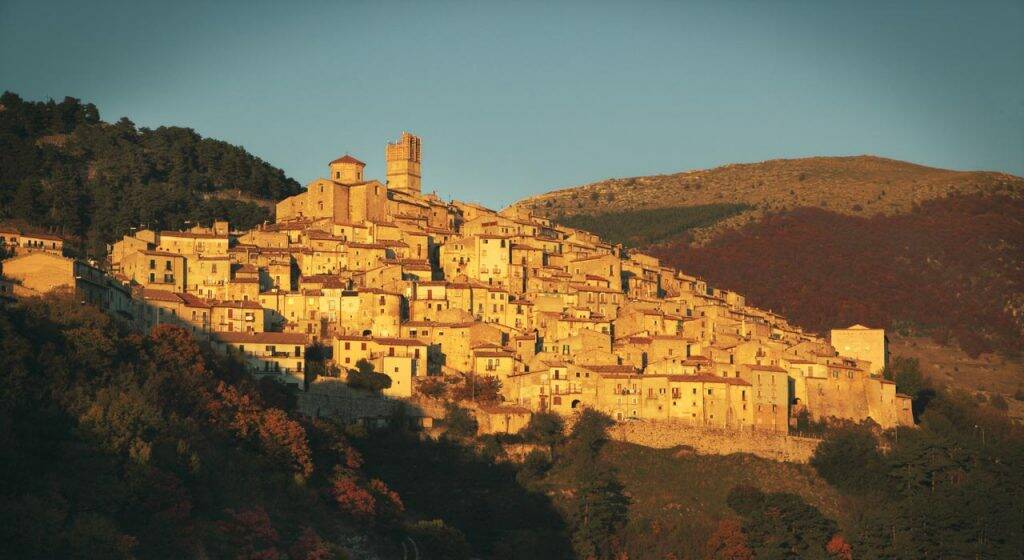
(650, 195, 1024, 359)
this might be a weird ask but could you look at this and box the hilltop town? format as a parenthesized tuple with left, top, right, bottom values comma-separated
(0, 132, 914, 436)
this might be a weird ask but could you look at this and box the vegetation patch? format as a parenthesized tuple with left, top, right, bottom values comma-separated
(555, 203, 750, 248)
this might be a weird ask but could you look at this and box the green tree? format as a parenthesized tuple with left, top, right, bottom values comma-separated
(346, 359, 392, 393)
(443, 403, 478, 439)
(520, 411, 565, 460)
(810, 422, 887, 495)
(726, 486, 837, 560)
(570, 464, 630, 560)
(564, 409, 614, 469)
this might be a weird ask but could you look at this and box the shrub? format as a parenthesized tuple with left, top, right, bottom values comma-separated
(346, 359, 391, 393)
(405, 520, 471, 560)
(443, 403, 478, 439)
(416, 376, 447, 399)
(810, 423, 886, 495)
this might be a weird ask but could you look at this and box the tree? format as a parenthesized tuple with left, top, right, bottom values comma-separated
(516, 449, 551, 486)
(443, 403, 478, 439)
(216, 507, 281, 560)
(825, 534, 853, 560)
(346, 359, 391, 393)
(328, 468, 377, 523)
(570, 464, 630, 560)
(520, 411, 565, 459)
(565, 409, 614, 469)
(810, 422, 886, 495)
(406, 520, 471, 560)
(451, 373, 502, 404)
(726, 486, 837, 560)
(416, 376, 447, 399)
(704, 518, 753, 560)
(883, 357, 924, 394)
(288, 527, 334, 560)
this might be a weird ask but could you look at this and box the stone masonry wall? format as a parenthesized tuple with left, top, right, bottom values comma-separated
(609, 420, 821, 463)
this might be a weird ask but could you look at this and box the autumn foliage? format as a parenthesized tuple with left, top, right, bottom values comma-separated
(0, 294, 407, 558)
(703, 518, 753, 560)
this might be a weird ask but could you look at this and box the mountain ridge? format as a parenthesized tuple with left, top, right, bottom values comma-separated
(512, 154, 1024, 244)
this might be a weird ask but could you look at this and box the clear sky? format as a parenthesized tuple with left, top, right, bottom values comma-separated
(2, 1, 1022, 208)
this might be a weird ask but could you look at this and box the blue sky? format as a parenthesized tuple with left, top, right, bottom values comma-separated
(2, 1, 1022, 207)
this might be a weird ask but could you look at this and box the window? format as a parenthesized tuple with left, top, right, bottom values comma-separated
(165, 261, 172, 271)
(345, 342, 351, 350)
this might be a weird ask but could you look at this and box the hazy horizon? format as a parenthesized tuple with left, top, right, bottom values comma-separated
(3, 0, 1022, 207)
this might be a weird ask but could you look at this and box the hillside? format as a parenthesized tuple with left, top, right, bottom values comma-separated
(513, 155, 1024, 244)
(0, 92, 302, 257)
(650, 195, 1024, 359)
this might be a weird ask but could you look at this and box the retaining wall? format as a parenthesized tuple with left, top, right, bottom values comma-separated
(609, 420, 821, 463)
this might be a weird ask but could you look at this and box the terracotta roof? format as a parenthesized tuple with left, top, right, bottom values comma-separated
(214, 331, 308, 345)
(336, 335, 425, 346)
(20, 231, 63, 241)
(159, 230, 226, 239)
(140, 250, 181, 258)
(474, 350, 513, 358)
(664, 374, 752, 387)
(347, 242, 387, 250)
(212, 299, 263, 309)
(142, 289, 182, 303)
(585, 364, 639, 374)
(745, 364, 787, 373)
(402, 320, 476, 328)
(178, 293, 211, 308)
(330, 154, 365, 166)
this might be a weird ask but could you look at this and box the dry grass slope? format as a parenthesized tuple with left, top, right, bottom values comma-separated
(514, 155, 1024, 243)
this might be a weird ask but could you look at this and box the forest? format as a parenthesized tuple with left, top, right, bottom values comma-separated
(0, 92, 301, 257)
(652, 195, 1024, 359)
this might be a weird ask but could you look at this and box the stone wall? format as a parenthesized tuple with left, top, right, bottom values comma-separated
(609, 420, 821, 463)
(299, 378, 404, 421)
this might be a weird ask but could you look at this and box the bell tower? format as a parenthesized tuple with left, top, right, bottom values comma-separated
(385, 132, 421, 193)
